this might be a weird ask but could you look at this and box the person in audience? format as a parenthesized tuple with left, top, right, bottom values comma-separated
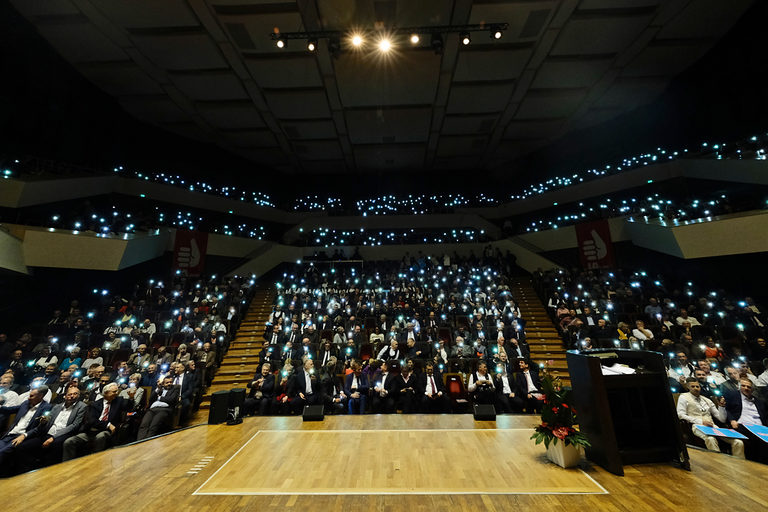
(494, 360, 519, 413)
(668, 351, 696, 382)
(81, 348, 103, 370)
(290, 359, 321, 414)
(632, 320, 654, 342)
(14, 386, 87, 472)
(677, 377, 744, 458)
(141, 363, 161, 388)
(513, 359, 543, 413)
(344, 362, 369, 414)
(419, 362, 449, 413)
(725, 378, 768, 461)
(244, 362, 275, 416)
(171, 362, 195, 423)
(371, 361, 396, 414)
(119, 373, 145, 409)
(136, 376, 179, 440)
(152, 346, 173, 366)
(58, 347, 82, 371)
(63, 382, 132, 461)
(0, 385, 51, 473)
(394, 363, 417, 413)
(317, 339, 337, 369)
(468, 361, 495, 405)
(174, 344, 191, 365)
(676, 309, 701, 327)
(320, 357, 346, 415)
(0, 373, 22, 409)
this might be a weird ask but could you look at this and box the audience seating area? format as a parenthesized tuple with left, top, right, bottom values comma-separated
(0, 273, 255, 476)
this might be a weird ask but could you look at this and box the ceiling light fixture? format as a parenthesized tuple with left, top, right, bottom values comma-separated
(378, 38, 392, 52)
(460, 31, 471, 45)
(351, 34, 364, 47)
(307, 38, 317, 51)
(491, 25, 503, 40)
(410, 33, 420, 44)
(276, 36, 286, 49)
(430, 33, 444, 54)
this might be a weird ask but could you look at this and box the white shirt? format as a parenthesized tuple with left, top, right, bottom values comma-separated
(378, 373, 388, 395)
(668, 365, 693, 380)
(738, 394, 763, 426)
(500, 375, 513, 395)
(304, 371, 313, 394)
(18, 388, 53, 403)
(676, 316, 701, 326)
(757, 370, 768, 387)
(35, 355, 59, 368)
(48, 404, 75, 437)
(9, 402, 41, 435)
(425, 375, 438, 396)
(676, 392, 725, 424)
(468, 373, 494, 392)
(0, 389, 21, 407)
(523, 371, 538, 393)
(632, 328, 654, 341)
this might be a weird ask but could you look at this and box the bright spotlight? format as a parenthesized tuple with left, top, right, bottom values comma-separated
(307, 39, 317, 52)
(493, 29, 502, 39)
(378, 38, 392, 52)
(460, 32, 471, 45)
(351, 34, 363, 47)
(276, 37, 285, 49)
(410, 33, 420, 44)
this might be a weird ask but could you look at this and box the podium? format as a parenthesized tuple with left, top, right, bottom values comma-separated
(566, 349, 689, 475)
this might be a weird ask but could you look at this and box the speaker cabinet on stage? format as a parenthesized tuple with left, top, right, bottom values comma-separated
(228, 388, 246, 425)
(208, 390, 230, 424)
(566, 349, 689, 476)
(303, 405, 325, 421)
(473, 404, 496, 421)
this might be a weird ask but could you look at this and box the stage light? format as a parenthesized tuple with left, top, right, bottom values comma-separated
(460, 32, 471, 45)
(351, 34, 363, 47)
(276, 36, 286, 49)
(378, 38, 392, 52)
(430, 33, 443, 54)
(490, 25, 503, 39)
(307, 39, 317, 52)
(410, 33, 420, 44)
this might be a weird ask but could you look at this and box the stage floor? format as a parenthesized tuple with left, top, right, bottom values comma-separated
(6, 414, 768, 511)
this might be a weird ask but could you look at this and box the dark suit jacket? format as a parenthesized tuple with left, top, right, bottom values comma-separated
(417, 372, 446, 395)
(725, 390, 768, 425)
(2, 400, 52, 438)
(45, 401, 87, 440)
(290, 370, 321, 397)
(513, 370, 542, 396)
(247, 373, 276, 399)
(178, 372, 196, 401)
(148, 386, 180, 408)
(82, 396, 132, 432)
(344, 373, 370, 397)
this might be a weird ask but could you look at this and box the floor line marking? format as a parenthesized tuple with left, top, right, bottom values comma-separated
(192, 431, 261, 495)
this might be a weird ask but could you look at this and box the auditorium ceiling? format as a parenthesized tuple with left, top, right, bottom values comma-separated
(11, 0, 754, 174)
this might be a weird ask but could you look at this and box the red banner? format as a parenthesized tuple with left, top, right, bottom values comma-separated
(173, 230, 208, 276)
(575, 220, 614, 269)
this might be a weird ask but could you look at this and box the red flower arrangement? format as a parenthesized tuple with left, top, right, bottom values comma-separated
(530, 373, 590, 449)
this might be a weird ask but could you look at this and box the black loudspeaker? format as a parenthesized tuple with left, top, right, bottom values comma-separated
(208, 390, 230, 424)
(303, 405, 325, 421)
(473, 404, 496, 421)
(227, 388, 246, 425)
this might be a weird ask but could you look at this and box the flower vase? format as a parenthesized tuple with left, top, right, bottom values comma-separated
(546, 441, 582, 468)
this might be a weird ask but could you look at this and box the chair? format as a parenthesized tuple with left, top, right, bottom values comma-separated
(445, 374, 470, 413)
(359, 343, 373, 361)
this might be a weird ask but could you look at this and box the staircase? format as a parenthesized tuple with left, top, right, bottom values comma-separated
(193, 285, 275, 418)
(512, 277, 571, 387)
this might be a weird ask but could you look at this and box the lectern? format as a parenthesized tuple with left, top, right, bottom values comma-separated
(566, 349, 689, 475)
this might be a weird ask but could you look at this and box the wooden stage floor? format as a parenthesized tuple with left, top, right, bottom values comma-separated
(5, 414, 768, 511)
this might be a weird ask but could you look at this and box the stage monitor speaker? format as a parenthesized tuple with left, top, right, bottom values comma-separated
(208, 390, 230, 424)
(473, 404, 496, 421)
(303, 405, 325, 421)
(227, 388, 246, 425)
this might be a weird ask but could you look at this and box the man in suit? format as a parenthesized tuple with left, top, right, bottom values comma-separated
(172, 362, 196, 424)
(494, 361, 520, 413)
(506, 337, 530, 361)
(725, 377, 768, 462)
(62, 382, 132, 460)
(244, 362, 276, 416)
(418, 362, 450, 413)
(371, 361, 396, 414)
(137, 376, 180, 440)
(394, 364, 418, 413)
(0, 385, 51, 471)
(513, 359, 544, 413)
(290, 359, 322, 414)
(13, 385, 87, 471)
(344, 362, 369, 414)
